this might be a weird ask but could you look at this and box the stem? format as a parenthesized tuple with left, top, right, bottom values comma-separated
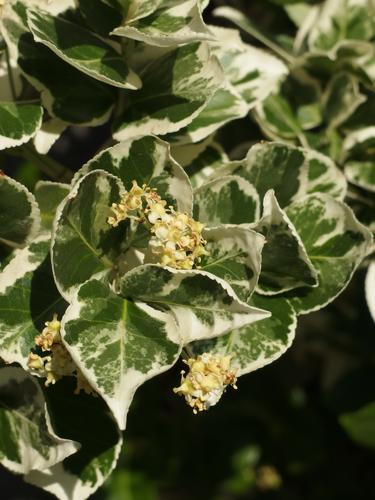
(5, 48, 17, 100)
(20, 145, 73, 183)
(182, 345, 194, 360)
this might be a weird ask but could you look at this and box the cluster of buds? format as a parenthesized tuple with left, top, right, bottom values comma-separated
(28, 314, 94, 395)
(108, 181, 208, 269)
(173, 353, 238, 414)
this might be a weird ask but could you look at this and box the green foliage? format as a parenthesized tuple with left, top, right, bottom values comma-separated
(0, 0, 374, 498)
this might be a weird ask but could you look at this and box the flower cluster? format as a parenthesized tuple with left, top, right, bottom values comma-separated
(173, 353, 238, 414)
(108, 180, 208, 269)
(28, 314, 94, 395)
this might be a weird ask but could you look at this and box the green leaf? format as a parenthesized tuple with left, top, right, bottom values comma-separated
(0, 236, 67, 368)
(209, 26, 288, 106)
(0, 175, 41, 249)
(323, 72, 366, 129)
(200, 225, 264, 302)
(345, 161, 375, 192)
(113, 42, 224, 141)
(51, 170, 126, 301)
(120, 264, 271, 344)
(255, 190, 318, 295)
(34, 181, 70, 232)
(0, 101, 43, 150)
(62, 279, 181, 429)
(26, 378, 122, 500)
(194, 175, 260, 225)
(340, 400, 375, 449)
(307, 0, 375, 51)
(215, 142, 347, 207)
(112, 0, 214, 47)
(19, 33, 117, 126)
(285, 194, 373, 314)
(27, 9, 141, 90)
(365, 262, 375, 322)
(192, 294, 296, 377)
(73, 135, 193, 214)
(0, 367, 79, 474)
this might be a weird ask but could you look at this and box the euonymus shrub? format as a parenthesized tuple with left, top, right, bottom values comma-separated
(0, 1, 373, 499)
(216, 0, 375, 314)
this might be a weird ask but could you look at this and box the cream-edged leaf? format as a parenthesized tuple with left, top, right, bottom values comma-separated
(112, 0, 214, 47)
(113, 42, 224, 141)
(51, 170, 126, 302)
(27, 9, 141, 90)
(192, 294, 296, 377)
(255, 190, 318, 295)
(120, 264, 271, 345)
(0, 175, 40, 249)
(194, 175, 260, 226)
(285, 194, 373, 314)
(0, 367, 79, 475)
(73, 135, 193, 214)
(0, 235, 67, 368)
(0, 101, 43, 151)
(215, 142, 347, 207)
(61, 279, 181, 430)
(200, 225, 264, 302)
(25, 377, 122, 500)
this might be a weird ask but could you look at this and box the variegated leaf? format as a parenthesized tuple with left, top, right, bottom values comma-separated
(209, 25, 288, 106)
(0, 101, 43, 151)
(307, 0, 375, 52)
(343, 126, 375, 159)
(172, 140, 228, 188)
(120, 264, 271, 344)
(73, 136, 193, 214)
(365, 261, 375, 322)
(200, 225, 264, 302)
(254, 94, 304, 143)
(124, 0, 184, 24)
(192, 294, 296, 377)
(0, 367, 79, 475)
(34, 181, 70, 232)
(51, 170, 126, 302)
(112, 0, 214, 47)
(62, 279, 181, 430)
(33, 118, 67, 155)
(323, 72, 366, 129)
(0, 0, 75, 61)
(285, 194, 373, 314)
(215, 142, 347, 207)
(0, 236, 67, 368)
(345, 162, 375, 192)
(169, 83, 248, 145)
(18, 33, 117, 126)
(27, 9, 141, 90)
(0, 175, 40, 249)
(26, 378, 122, 500)
(113, 42, 224, 141)
(255, 190, 318, 295)
(194, 175, 260, 226)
